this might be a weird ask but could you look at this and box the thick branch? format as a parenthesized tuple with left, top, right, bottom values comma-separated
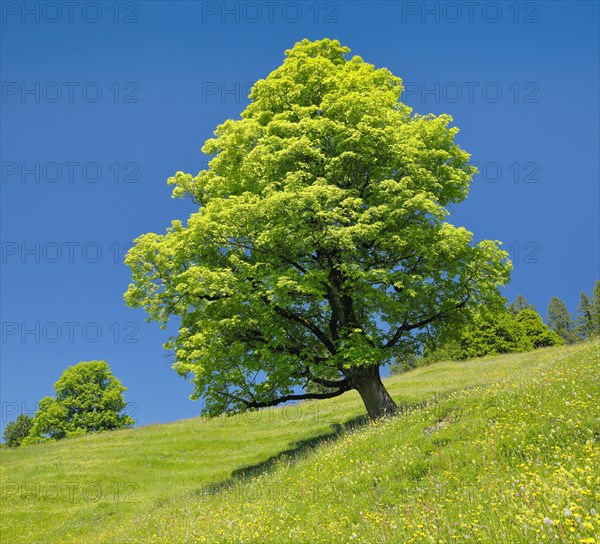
(238, 332, 328, 365)
(297, 366, 349, 389)
(263, 298, 337, 355)
(243, 386, 351, 409)
(383, 294, 471, 349)
(215, 376, 351, 410)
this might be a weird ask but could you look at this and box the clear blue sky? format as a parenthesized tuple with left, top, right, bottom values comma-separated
(1, 1, 598, 434)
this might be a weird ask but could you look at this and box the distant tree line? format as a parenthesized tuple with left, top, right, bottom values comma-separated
(392, 280, 600, 372)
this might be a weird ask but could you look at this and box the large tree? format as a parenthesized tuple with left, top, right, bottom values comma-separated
(125, 39, 510, 420)
(23, 361, 133, 444)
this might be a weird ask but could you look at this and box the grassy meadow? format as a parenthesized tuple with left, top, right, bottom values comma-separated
(1, 340, 598, 543)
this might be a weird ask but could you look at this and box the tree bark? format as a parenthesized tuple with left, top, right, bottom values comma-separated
(346, 365, 397, 420)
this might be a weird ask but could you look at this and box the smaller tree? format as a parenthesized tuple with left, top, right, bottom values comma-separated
(23, 361, 134, 445)
(463, 311, 525, 358)
(547, 297, 578, 344)
(577, 291, 594, 340)
(514, 309, 563, 349)
(421, 309, 523, 362)
(508, 295, 537, 316)
(2, 414, 33, 448)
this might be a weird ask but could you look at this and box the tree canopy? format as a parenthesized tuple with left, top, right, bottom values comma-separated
(508, 295, 536, 315)
(125, 38, 510, 419)
(2, 414, 33, 448)
(515, 309, 563, 349)
(547, 297, 578, 345)
(23, 360, 133, 444)
(578, 280, 600, 340)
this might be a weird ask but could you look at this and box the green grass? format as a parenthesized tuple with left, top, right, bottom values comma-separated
(2, 341, 599, 543)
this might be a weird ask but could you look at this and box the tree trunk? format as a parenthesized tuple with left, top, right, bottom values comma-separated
(347, 365, 397, 420)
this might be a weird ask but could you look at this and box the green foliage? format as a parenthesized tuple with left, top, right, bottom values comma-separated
(464, 311, 526, 357)
(547, 297, 578, 344)
(2, 414, 33, 448)
(23, 361, 133, 445)
(514, 309, 564, 349)
(125, 38, 510, 417)
(508, 294, 536, 315)
(576, 280, 600, 340)
(577, 291, 593, 340)
(437, 310, 524, 361)
(420, 307, 562, 363)
(389, 352, 421, 374)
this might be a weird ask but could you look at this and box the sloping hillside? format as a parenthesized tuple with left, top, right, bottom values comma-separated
(2, 341, 598, 543)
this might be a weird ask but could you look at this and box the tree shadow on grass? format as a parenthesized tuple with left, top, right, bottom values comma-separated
(190, 399, 430, 500)
(191, 414, 369, 498)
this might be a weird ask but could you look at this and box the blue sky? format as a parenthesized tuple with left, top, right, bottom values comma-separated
(1, 1, 598, 434)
